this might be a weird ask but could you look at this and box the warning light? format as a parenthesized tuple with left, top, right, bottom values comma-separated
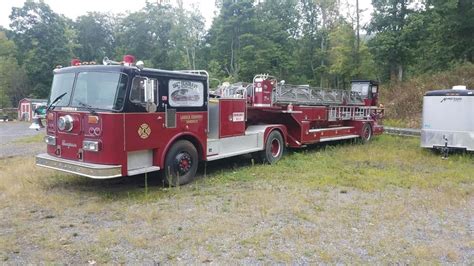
(123, 55, 136, 66)
(71, 59, 81, 66)
(88, 115, 99, 124)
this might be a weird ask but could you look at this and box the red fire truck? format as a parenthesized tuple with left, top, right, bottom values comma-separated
(36, 55, 384, 185)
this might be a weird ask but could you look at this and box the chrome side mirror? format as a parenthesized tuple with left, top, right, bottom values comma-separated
(146, 100, 156, 113)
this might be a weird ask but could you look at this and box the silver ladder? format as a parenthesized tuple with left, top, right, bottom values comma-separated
(274, 84, 364, 105)
(328, 106, 377, 121)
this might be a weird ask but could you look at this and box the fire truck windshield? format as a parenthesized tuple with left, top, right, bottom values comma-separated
(49, 73, 75, 107)
(50, 71, 128, 111)
(351, 82, 370, 97)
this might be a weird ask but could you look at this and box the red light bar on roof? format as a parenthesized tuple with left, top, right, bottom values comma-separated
(71, 59, 81, 66)
(123, 55, 135, 66)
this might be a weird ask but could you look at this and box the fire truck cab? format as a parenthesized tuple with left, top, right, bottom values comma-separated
(36, 56, 384, 185)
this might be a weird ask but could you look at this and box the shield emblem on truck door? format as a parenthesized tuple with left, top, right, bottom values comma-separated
(138, 123, 151, 139)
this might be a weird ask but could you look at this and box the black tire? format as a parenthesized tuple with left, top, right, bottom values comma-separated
(164, 140, 198, 186)
(258, 130, 284, 164)
(360, 123, 373, 144)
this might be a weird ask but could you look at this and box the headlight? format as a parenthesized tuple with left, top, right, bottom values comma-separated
(44, 135, 56, 146)
(82, 140, 100, 152)
(57, 115, 74, 132)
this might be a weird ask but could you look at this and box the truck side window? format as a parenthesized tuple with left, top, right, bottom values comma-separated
(371, 86, 378, 94)
(130, 77, 158, 105)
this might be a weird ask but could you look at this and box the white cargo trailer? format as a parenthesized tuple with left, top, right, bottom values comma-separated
(421, 86, 474, 151)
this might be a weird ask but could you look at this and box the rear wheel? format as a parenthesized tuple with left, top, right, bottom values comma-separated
(258, 130, 284, 164)
(164, 140, 198, 186)
(360, 123, 372, 143)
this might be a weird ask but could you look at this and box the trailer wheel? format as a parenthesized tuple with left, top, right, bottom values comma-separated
(360, 123, 372, 143)
(259, 130, 284, 164)
(164, 140, 198, 186)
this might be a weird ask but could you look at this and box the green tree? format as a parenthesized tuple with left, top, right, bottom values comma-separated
(172, 2, 206, 70)
(207, 0, 257, 81)
(114, 2, 205, 70)
(367, 0, 413, 82)
(405, 0, 473, 74)
(74, 12, 115, 61)
(0, 31, 28, 107)
(297, 0, 339, 87)
(9, 0, 71, 97)
(328, 21, 357, 88)
(297, 0, 322, 85)
(327, 20, 376, 88)
(252, 0, 300, 81)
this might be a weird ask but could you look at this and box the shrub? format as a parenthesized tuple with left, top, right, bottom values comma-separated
(380, 63, 474, 128)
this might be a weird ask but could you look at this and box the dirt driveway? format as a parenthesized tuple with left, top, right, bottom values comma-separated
(0, 121, 44, 158)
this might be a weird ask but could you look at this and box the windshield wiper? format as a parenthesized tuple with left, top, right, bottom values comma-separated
(47, 92, 67, 112)
(75, 100, 97, 115)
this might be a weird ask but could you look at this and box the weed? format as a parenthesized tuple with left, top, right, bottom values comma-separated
(381, 62, 474, 127)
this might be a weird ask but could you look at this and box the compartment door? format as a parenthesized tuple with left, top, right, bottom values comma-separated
(219, 99, 246, 138)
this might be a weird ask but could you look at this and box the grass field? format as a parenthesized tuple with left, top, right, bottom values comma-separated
(0, 135, 473, 263)
(12, 133, 44, 144)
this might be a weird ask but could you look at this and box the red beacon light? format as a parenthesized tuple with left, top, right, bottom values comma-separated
(123, 55, 136, 66)
(71, 59, 81, 66)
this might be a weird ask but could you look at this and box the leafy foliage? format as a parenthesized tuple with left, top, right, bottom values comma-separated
(74, 12, 115, 62)
(9, 0, 71, 98)
(368, 0, 473, 81)
(381, 62, 474, 127)
(0, 31, 28, 107)
(0, 0, 472, 107)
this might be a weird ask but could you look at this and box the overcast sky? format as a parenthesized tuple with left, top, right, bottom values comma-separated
(0, 0, 373, 30)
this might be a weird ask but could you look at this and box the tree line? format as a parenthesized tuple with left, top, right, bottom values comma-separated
(0, 0, 472, 107)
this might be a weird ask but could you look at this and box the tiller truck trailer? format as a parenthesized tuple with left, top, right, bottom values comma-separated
(36, 56, 384, 185)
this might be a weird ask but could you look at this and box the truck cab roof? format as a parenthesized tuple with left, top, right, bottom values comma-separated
(351, 80, 379, 85)
(53, 65, 208, 81)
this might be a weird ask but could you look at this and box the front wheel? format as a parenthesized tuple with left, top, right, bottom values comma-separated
(360, 123, 373, 144)
(164, 140, 198, 186)
(258, 130, 284, 164)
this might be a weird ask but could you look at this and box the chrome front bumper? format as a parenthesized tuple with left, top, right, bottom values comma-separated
(36, 153, 122, 179)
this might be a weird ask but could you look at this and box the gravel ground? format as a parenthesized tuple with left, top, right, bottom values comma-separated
(0, 181, 472, 264)
(0, 121, 44, 158)
(0, 125, 472, 263)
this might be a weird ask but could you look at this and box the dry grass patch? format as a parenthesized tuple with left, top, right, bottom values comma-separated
(13, 133, 44, 144)
(0, 135, 472, 263)
(381, 62, 474, 127)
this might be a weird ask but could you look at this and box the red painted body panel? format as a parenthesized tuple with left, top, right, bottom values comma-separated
(252, 79, 273, 106)
(263, 125, 288, 146)
(218, 99, 246, 138)
(47, 112, 127, 173)
(247, 104, 383, 148)
(123, 111, 207, 167)
(46, 110, 207, 175)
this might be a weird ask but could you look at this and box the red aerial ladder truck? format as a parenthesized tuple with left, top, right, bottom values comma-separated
(36, 56, 383, 185)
